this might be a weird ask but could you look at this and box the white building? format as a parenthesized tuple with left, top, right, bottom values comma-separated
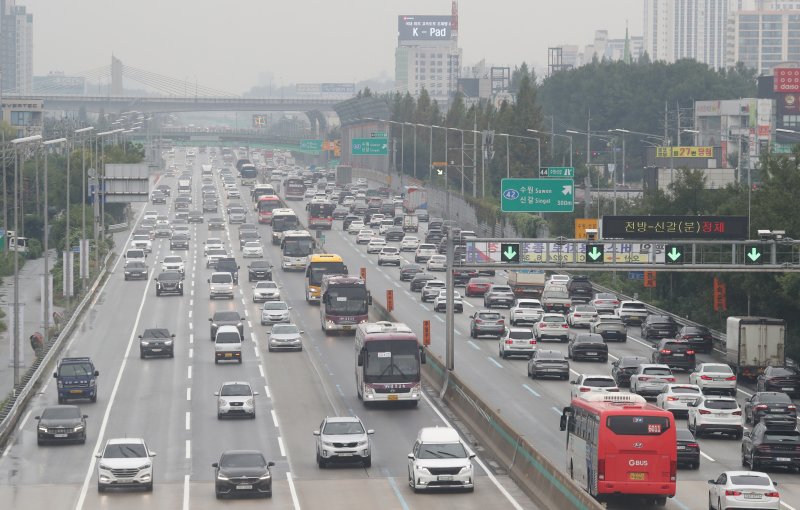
(0, 0, 33, 94)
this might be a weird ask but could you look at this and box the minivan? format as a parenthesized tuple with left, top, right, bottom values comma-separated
(208, 272, 234, 300)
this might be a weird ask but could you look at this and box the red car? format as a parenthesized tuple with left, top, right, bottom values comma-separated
(465, 277, 493, 297)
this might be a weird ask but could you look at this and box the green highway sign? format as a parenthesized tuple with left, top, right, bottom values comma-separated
(665, 244, 685, 265)
(352, 138, 388, 155)
(300, 139, 323, 151)
(745, 244, 764, 265)
(500, 178, 574, 213)
(371, 131, 387, 138)
(501, 243, 520, 263)
(539, 167, 575, 178)
(586, 244, 604, 263)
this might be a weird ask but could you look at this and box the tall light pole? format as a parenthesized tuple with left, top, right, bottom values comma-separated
(75, 127, 93, 292)
(610, 128, 629, 186)
(96, 129, 122, 260)
(528, 129, 573, 168)
(42, 137, 66, 346)
(495, 133, 541, 178)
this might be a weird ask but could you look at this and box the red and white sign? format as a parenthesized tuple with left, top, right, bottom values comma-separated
(774, 68, 800, 92)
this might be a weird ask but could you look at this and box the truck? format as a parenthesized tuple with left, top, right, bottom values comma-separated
(402, 214, 419, 233)
(335, 165, 352, 187)
(53, 357, 99, 404)
(726, 316, 785, 380)
(403, 187, 428, 213)
(507, 270, 546, 299)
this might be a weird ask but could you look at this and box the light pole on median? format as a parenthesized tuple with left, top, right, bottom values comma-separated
(75, 127, 93, 292)
(42, 137, 67, 348)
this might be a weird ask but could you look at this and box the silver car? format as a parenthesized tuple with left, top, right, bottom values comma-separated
(215, 381, 258, 419)
(253, 281, 281, 303)
(421, 280, 446, 302)
(313, 416, 374, 468)
(268, 323, 303, 352)
(260, 301, 291, 325)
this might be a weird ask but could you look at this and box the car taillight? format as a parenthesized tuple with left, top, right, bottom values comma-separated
(788, 404, 797, 410)
(725, 376, 737, 381)
(475, 319, 483, 324)
(669, 459, 676, 482)
(732, 410, 742, 416)
(638, 376, 650, 381)
(686, 443, 698, 449)
(755, 404, 768, 410)
(666, 377, 676, 382)
(562, 324, 569, 328)
(686, 350, 695, 355)
(574, 313, 582, 317)
(725, 490, 742, 496)
(700, 375, 712, 380)
(660, 349, 672, 354)
(597, 459, 605, 481)
(497, 320, 504, 324)
(698, 409, 711, 415)
(579, 387, 591, 392)
(758, 445, 772, 452)
(505, 340, 513, 344)
(765, 491, 780, 498)
(530, 340, 537, 345)
(667, 396, 679, 401)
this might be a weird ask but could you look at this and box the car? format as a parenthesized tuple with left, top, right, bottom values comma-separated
(205, 248, 228, 269)
(567, 304, 598, 328)
(347, 219, 365, 234)
(238, 230, 261, 249)
(169, 232, 189, 250)
(451, 268, 478, 287)
(689, 363, 738, 396)
(421, 280, 446, 302)
(589, 315, 627, 342)
(743, 391, 797, 425)
(546, 274, 570, 285)
(368, 213, 385, 227)
(425, 229, 444, 244)
(248, 260, 273, 281)
(757, 365, 800, 396)
(143, 211, 158, 221)
(215, 257, 240, 284)
(567, 333, 608, 362)
(188, 211, 204, 223)
(332, 205, 349, 219)
(215, 381, 257, 419)
(499, 327, 536, 359)
(267, 323, 303, 351)
(208, 271, 234, 299)
(150, 190, 166, 204)
(465, 277, 492, 297)
(675, 429, 700, 470)
(415, 209, 429, 222)
(96, 438, 155, 492)
(590, 292, 620, 314)
(641, 315, 680, 340)
(655, 383, 702, 416)
(409, 273, 436, 292)
(400, 236, 419, 251)
(53, 357, 99, 404)
(242, 241, 264, 258)
(209, 311, 244, 340)
(214, 325, 243, 364)
(154, 224, 172, 238)
(213, 450, 274, 498)
(533, 313, 570, 342)
(611, 356, 650, 387)
(160, 255, 185, 275)
(123, 260, 148, 280)
(540, 284, 572, 313)
(342, 215, 361, 230)
(204, 237, 225, 254)
(676, 325, 715, 354)
(208, 217, 225, 230)
(566, 275, 593, 303)
(36, 405, 87, 445)
(407, 426, 475, 493)
(378, 219, 394, 235)
(629, 364, 676, 397)
(569, 374, 619, 400)
(377, 246, 401, 266)
(385, 226, 405, 242)
(304, 188, 316, 199)
(742, 420, 800, 471)
(356, 229, 375, 244)
(687, 396, 743, 438)
(139, 328, 175, 358)
(228, 206, 246, 223)
(203, 199, 219, 213)
(433, 289, 463, 313)
(156, 184, 171, 197)
(366, 238, 387, 254)
(261, 300, 291, 325)
(651, 339, 696, 371)
(414, 243, 437, 262)
(483, 284, 515, 308)
(527, 349, 569, 379)
(707, 471, 781, 510)
(426, 254, 447, 271)
(616, 300, 649, 325)
(314, 416, 374, 468)
(399, 263, 424, 281)
(252, 280, 281, 303)
(227, 187, 241, 199)
(469, 310, 505, 339)
(509, 299, 544, 326)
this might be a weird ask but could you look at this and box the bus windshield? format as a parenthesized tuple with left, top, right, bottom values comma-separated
(363, 340, 420, 383)
(325, 285, 369, 315)
(308, 261, 347, 286)
(258, 199, 280, 213)
(283, 238, 314, 256)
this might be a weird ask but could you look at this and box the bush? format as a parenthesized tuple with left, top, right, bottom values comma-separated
(26, 239, 43, 259)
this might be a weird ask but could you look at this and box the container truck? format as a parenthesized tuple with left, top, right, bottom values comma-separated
(726, 316, 785, 380)
(403, 187, 427, 213)
(335, 165, 352, 186)
(507, 270, 546, 298)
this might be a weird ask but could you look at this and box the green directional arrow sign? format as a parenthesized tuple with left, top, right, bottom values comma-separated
(745, 244, 764, 265)
(300, 139, 323, 151)
(585, 243, 604, 263)
(352, 138, 388, 155)
(665, 244, 685, 265)
(501, 178, 574, 213)
(500, 243, 520, 263)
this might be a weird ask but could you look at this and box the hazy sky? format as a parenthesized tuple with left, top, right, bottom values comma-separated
(22, 0, 642, 94)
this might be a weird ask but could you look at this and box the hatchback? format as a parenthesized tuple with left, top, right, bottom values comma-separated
(215, 381, 257, 419)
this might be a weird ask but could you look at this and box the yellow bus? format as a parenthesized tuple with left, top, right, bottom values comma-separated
(304, 254, 347, 303)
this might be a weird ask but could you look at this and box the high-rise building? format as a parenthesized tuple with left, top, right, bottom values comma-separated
(728, 7, 800, 74)
(0, 0, 33, 94)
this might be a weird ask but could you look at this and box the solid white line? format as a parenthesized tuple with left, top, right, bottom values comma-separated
(271, 409, 279, 428)
(264, 385, 271, 399)
(186, 387, 191, 401)
(185, 412, 191, 431)
(18, 409, 32, 432)
(488, 357, 503, 368)
(782, 502, 798, 510)
(627, 335, 653, 350)
(278, 436, 286, 457)
(286, 472, 302, 510)
(435, 315, 444, 323)
(420, 392, 525, 510)
(188, 366, 192, 379)
(182, 474, 190, 510)
(463, 300, 475, 308)
(186, 439, 191, 459)
(552, 407, 563, 415)
(700, 451, 715, 462)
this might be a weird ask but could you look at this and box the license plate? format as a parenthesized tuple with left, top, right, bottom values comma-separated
(237, 484, 253, 490)
(70, 390, 82, 394)
(55, 434, 67, 438)
(586, 352, 597, 356)
(673, 353, 684, 357)
(388, 394, 398, 401)
(338, 453, 353, 456)
(629, 472, 646, 481)
(225, 353, 232, 358)
(151, 348, 162, 352)
(438, 475, 453, 481)
(782, 387, 793, 391)
(744, 493, 762, 499)
(342, 326, 352, 330)
(677, 445, 686, 450)
(776, 457, 791, 462)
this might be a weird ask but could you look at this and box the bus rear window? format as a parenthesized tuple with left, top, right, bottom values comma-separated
(606, 415, 671, 435)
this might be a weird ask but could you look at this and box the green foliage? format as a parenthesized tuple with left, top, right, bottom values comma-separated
(26, 238, 42, 259)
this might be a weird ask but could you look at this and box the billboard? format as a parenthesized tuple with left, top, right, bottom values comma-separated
(398, 15, 453, 41)
(465, 241, 669, 264)
(774, 67, 800, 92)
(321, 83, 355, 94)
(654, 146, 714, 158)
(601, 215, 748, 240)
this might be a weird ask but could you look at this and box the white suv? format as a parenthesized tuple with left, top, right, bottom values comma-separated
(408, 427, 475, 493)
(414, 243, 437, 262)
(689, 363, 738, 396)
(160, 255, 185, 275)
(377, 247, 401, 266)
(687, 396, 743, 439)
(208, 272, 234, 299)
(96, 438, 156, 492)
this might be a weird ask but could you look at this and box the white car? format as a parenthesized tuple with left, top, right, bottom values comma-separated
(708, 471, 781, 510)
(378, 219, 394, 235)
(629, 364, 676, 398)
(96, 438, 156, 492)
(368, 214, 385, 227)
(421, 280, 447, 302)
(407, 427, 474, 493)
(253, 281, 281, 303)
(426, 254, 447, 271)
(160, 255, 185, 275)
(204, 237, 224, 255)
(227, 187, 241, 199)
(546, 274, 570, 285)
(155, 215, 169, 226)
(377, 247, 401, 266)
(655, 383, 702, 415)
(567, 304, 598, 328)
(689, 363, 738, 396)
(261, 300, 292, 325)
(208, 271, 234, 299)
(131, 235, 152, 253)
(509, 299, 544, 326)
(533, 313, 570, 342)
(205, 248, 228, 268)
(400, 236, 419, 251)
(242, 241, 264, 258)
(687, 396, 743, 439)
(414, 244, 437, 262)
(214, 325, 242, 364)
(366, 238, 387, 254)
(304, 188, 316, 199)
(347, 220, 365, 234)
(356, 229, 374, 244)
(569, 374, 619, 400)
(143, 211, 158, 222)
(215, 381, 257, 419)
(433, 290, 463, 313)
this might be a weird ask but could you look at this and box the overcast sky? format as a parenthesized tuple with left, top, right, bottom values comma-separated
(22, 0, 642, 94)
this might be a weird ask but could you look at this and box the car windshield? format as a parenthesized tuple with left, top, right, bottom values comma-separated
(770, 367, 797, 376)
(211, 274, 232, 283)
(759, 392, 792, 403)
(245, 242, 260, 248)
(417, 442, 467, 459)
(271, 324, 299, 335)
(642, 368, 672, 376)
(250, 261, 269, 268)
(702, 364, 732, 374)
(41, 407, 79, 419)
(143, 329, 171, 338)
(159, 273, 180, 281)
(537, 351, 565, 360)
(221, 452, 266, 468)
(323, 421, 365, 435)
(671, 386, 700, 394)
(509, 330, 533, 339)
(623, 303, 647, 310)
(104, 443, 147, 458)
(214, 312, 240, 322)
(264, 302, 288, 311)
(675, 429, 695, 441)
(478, 312, 501, 320)
(544, 290, 569, 299)
(542, 316, 565, 323)
(220, 384, 251, 396)
(59, 363, 94, 377)
(576, 335, 603, 343)
(763, 431, 800, 442)
(257, 282, 278, 289)
(729, 475, 772, 486)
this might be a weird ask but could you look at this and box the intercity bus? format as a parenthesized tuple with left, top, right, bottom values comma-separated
(256, 195, 282, 224)
(284, 176, 306, 201)
(304, 253, 347, 303)
(270, 208, 300, 245)
(355, 322, 425, 406)
(320, 275, 370, 334)
(280, 230, 315, 271)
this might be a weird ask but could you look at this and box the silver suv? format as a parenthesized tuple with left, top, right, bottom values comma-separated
(421, 280, 446, 302)
(96, 438, 156, 492)
(215, 381, 257, 419)
(314, 416, 374, 468)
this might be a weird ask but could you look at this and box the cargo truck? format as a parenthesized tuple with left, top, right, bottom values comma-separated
(507, 270, 546, 298)
(403, 187, 427, 213)
(335, 165, 352, 186)
(726, 316, 785, 380)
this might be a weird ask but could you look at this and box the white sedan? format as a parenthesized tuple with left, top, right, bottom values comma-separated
(366, 238, 387, 254)
(689, 363, 738, 396)
(655, 383, 702, 415)
(708, 471, 780, 510)
(347, 220, 365, 234)
(426, 254, 447, 271)
(253, 281, 281, 303)
(356, 229, 374, 244)
(400, 236, 420, 251)
(204, 238, 224, 255)
(242, 241, 263, 258)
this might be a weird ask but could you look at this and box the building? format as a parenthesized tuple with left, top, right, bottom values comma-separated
(728, 8, 800, 74)
(1, 97, 43, 136)
(553, 30, 643, 70)
(395, 14, 462, 105)
(32, 72, 86, 95)
(0, 0, 33, 94)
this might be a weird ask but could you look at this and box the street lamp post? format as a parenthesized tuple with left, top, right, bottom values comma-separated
(75, 127, 93, 292)
(528, 129, 573, 168)
(42, 137, 67, 347)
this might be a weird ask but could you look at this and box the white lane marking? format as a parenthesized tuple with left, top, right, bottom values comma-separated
(420, 392, 525, 510)
(254, 344, 259, 358)
(271, 409, 279, 428)
(488, 357, 503, 368)
(278, 436, 286, 457)
(189, 299, 193, 306)
(0, 409, 29, 457)
(188, 366, 192, 379)
(700, 451, 715, 462)
(264, 385, 271, 398)
(286, 472, 302, 510)
(435, 315, 444, 323)
(188, 348, 193, 359)
(186, 439, 191, 459)
(782, 502, 799, 510)
(522, 384, 540, 397)
(186, 387, 191, 401)
(552, 407, 563, 415)
(403, 290, 413, 298)
(454, 328, 463, 336)
(188, 310, 192, 319)
(248, 320, 253, 329)
(258, 364, 265, 378)
(182, 474, 190, 510)
(738, 387, 753, 397)
(189, 333, 194, 344)
(244, 309, 249, 318)
(608, 353, 618, 361)
(185, 412, 191, 431)
(189, 322, 193, 331)
(627, 335, 653, 350)
(463, 300, 475, 308)
(467, 340, 481, 350)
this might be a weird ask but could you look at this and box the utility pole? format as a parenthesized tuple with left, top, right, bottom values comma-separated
(472, 112, 477, 198)
(584, 110, 592, 218)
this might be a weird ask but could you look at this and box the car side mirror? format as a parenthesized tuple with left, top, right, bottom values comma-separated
(743, 431, 751, 438)
(407, 453, 415, 460)
(95, 453, 102, 458)
(468, 453, 476, 459)
(34, 416, 40, 420)
(94, 371, 99, 376)
(267, 461, 275, 468)
(138, 335, 143, 339)
(214, 392, 219, 396)
(707, 480, 715, 484)
(53, 372, 57, 378)
(313, 431, 320, 436)
(207, 279, 210, 283)
(420, 349, 427, 365)
(149, 452, 157, 457)
(83, 415, 88, 419)
(212, 462, 219, 468)
(570, 380, 576, 384)
(208, 318, 213, 321)
(357, 351, 365, 367)
(367, 429, 375, 435)
(172, 334, 176, 338)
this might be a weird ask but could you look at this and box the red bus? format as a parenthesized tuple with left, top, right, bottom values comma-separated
(257, 195, 282, 224)
(559, 393, 676, 506)
(320, 275, 370, 333)
(307, 201, 335, 230)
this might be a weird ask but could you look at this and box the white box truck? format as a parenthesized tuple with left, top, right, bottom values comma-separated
(726, 316, 785, 380)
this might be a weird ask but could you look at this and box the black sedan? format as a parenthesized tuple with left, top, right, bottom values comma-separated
(676, 428, 700, 469)
(676, 325, 714, 354)
(641, 315, 679, 340)
(248, 260, 273, 282)
(757, 365, 800, 397)
(410, 273, 437, 292)
(213, 450, 274, 499)
(123, 261, 148, 281)
(170, 232, 190, 250)
(208, 217, 225, 230)
(210, 311, 244, 340)
(611, 356, 649, 387)
(188, 211, 204, 223)
(399, 263, 424, 282)
(567, 333, 608, 362)
(385, 226, 405, 242)
(527, 350, 570, 380)
(36, 405, 87, 445)
(744, 391, 798, 425)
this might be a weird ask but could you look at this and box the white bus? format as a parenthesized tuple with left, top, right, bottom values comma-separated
(280, 230, 314, 271)
(355, 322, 425, 406)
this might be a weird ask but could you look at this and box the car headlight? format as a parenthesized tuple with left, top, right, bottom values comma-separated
(38, 426, 48, 432)
(460, 463, 472, 473)
(216, 473, 229, 481)
(356, 440, 367, 446)
(73, 425, 84, 432)
(163, 340, 173, 345)
(245, 398, 254, 406)
(140, 341, 150, 346)
(322, 441, 335, 447)
(89, 379, 96, 387)
(259, 472, 272, 480)
(415, 465, 429, 473)
(99, 463, 111, 471)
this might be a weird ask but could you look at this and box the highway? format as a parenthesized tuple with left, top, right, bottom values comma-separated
(0, 149, 535, 510)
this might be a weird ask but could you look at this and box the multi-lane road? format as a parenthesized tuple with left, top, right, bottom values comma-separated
(0, 149, 535, 510)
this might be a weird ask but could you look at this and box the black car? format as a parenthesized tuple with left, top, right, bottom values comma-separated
(527, 349, 570, 380)
(332, 205, 349, 219)
(651, 339, 695, 371)
(399, 263, 424, 282)
(35, 405, 87, 445)
(215, 258, 240, 284)
(210, 311, 244, 340)
(248, 260, 273, 282)
(170, 232, 190, 250)
(757, 366, 800, 397)
(123, 261, 148, 281)
(744, 391, 798, 425)
(675, 429, 700, 469)
(452, 268, 478, 286)
(611, 356, 650, 387)
(567, 333, 608, 362)
(203, 199, 219, 213)
(742, 420, 800, 471)
(428, 219, 443, 231)
(675, 325, 714, 354)
(138, 328, 175, 358)
(410, 273, 437, 292)
(155, 271, 183, 296)
(175, 197, 190, 211)
(150, 191, 166, 204)
(239, 231, 261, 250)
(641, 315, 679, 340)
(208, 217, 225, 230)
(156, 184, 171, 197)
(385, 226, 405, 242)
(425, 230, 444, 244)
(566, 276, 593, 303)
(342, 215, 361, 231)
(188, 211, 204, 223)
(213, 450, 275, 499)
